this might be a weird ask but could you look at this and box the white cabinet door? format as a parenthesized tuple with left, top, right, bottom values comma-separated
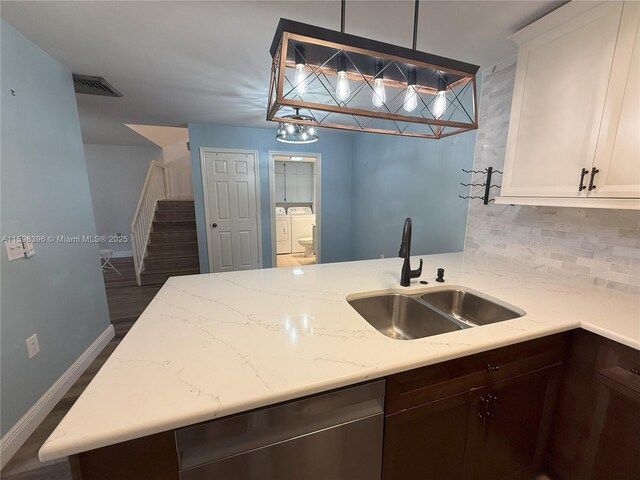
(591, 2, 640, 198)
(502, 2, 623, 198)
(275, 172, 285, 202)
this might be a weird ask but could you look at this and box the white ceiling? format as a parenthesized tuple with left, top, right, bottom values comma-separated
(2, 0, 567, 146)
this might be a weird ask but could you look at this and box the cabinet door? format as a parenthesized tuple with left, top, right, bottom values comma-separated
(502, 2, 623, 198)
(275, 172, 285, 202)
(590, 374, 640, 480)
(469, 365, 562, 480)
(382, 390, 474, 480)
(591, 2, 640, 198)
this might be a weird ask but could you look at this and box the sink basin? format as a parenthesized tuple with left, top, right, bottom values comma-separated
(348, 294, 463, 340)
(421, 289, 524, 326)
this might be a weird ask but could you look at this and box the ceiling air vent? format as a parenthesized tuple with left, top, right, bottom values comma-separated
(72, 74, 122, 97)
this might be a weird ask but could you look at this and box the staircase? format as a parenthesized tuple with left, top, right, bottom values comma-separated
(139, 200, 200, 285)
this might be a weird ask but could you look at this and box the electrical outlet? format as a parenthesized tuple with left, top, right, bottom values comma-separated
(26, 334, 40, 358)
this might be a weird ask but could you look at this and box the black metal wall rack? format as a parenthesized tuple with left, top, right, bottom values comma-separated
(459, 166, 502, 205)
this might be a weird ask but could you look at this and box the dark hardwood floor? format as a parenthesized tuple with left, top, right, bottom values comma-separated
(1, 258, 161, 480)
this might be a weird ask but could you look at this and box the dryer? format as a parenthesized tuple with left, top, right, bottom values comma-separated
(288, 207, 315, 254)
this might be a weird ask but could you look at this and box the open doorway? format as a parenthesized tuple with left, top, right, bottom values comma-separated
(269, 152, 321, 268)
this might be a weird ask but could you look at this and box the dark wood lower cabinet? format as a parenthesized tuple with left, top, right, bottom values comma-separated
(383, 390, 473, 479)
(71, 431, 179, 480)
(546, 330, 640, 480)
(69, 331, 639, 480)
(383, 364, 561, 480)
(590, 374, 640, 480)
(470, 365, 561, 480)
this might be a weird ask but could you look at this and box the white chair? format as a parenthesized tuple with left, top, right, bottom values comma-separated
(99, 249, 121, 275)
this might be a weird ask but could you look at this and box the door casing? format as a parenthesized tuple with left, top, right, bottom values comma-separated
(268, 151, 321, 267)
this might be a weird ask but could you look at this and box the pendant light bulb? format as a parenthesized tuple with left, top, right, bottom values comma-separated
(433, 90, 447, 119)
(286, 123, 295, 134)
(372, 62, 386, 107)
(336, 71, 350, 101)
(433, 74, 448, 119)
(295, 63, 308, 95)
(403, 68, 418, 112)
(335, 53, 350, 101)
(372, 78, 386, 107)
(404, 85, 418, 112)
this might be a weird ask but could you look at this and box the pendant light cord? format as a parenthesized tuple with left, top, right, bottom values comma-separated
(412, 0, 420, 50)
(340, 0, 346, 33)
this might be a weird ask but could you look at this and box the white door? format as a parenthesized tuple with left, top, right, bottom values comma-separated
(201, 149, 260, 272)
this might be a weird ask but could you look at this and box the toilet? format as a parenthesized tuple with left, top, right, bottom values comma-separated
(298, 237, 314, 257)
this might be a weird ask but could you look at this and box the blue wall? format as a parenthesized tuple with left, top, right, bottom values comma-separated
(188, 124, 354, 271)
(1, 21, 111, 436)
(350, 130, 477, 260)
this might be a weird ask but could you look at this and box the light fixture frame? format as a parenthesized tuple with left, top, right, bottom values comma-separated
(267, 19, 480, 139)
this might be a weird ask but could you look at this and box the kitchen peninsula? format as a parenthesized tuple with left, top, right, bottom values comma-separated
(40, 252, 640, 479)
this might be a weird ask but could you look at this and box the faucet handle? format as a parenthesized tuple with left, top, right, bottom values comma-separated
(412, 259, 423, 278)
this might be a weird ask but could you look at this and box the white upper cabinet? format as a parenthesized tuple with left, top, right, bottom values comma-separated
(273, 161, 314, 203)
(499, 1, 640, 209)
(591, 1, 640, 198)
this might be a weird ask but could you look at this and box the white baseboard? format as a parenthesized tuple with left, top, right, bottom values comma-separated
(167, 194, 194, 200)
(0, 325, 115, 469)
(110, 250, 133, 258)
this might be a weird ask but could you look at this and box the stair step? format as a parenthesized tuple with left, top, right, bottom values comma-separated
(155, 210, 196, 222)
(146, 242, 198, 257)
(140, 267, 200, 286)
(150, 231, 197, 244)
(157, 200, 195, 211)
(144, 254, 199, 271)
(153, 220, 196, 232)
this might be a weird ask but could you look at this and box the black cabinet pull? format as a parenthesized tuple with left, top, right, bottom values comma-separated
(211, 223, 218, 228)
(588, 167, 600, 191)
(486, 363, 500, 372)
(631, 367, 640, 376)
(578, 168, 589, 191)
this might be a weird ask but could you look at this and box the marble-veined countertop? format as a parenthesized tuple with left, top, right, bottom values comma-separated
(39, 252, 639, 461)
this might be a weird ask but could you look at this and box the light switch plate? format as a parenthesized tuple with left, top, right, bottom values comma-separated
(5, 239, 25, 261)
(26, 334, 40, 358)
(23, 240, 35, 258)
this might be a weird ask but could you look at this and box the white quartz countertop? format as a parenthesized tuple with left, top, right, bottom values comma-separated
(39, 252, 640, 461)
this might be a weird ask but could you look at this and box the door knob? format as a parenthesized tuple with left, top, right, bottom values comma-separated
(211, 223, 218, 228)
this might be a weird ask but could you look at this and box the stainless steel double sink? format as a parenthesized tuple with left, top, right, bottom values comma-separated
(347, 288, 525, 340)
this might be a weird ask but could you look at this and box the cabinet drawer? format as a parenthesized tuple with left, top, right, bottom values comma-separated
(596, 338, 640, 395)
(386, 333, 569, 413)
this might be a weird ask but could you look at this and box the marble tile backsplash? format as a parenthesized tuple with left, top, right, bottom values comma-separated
(464, 57, 640, 295)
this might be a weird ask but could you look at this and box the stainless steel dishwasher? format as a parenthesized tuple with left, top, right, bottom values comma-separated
(175, 380, 385, 480)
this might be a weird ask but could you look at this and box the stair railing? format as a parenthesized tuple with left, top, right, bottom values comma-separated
(131, 161, 168, 285)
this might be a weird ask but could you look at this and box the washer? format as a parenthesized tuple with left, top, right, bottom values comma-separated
(275, 207, 291, 254)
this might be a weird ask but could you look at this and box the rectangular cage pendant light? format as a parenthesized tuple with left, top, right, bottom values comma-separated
(267, 19, 480, 139)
